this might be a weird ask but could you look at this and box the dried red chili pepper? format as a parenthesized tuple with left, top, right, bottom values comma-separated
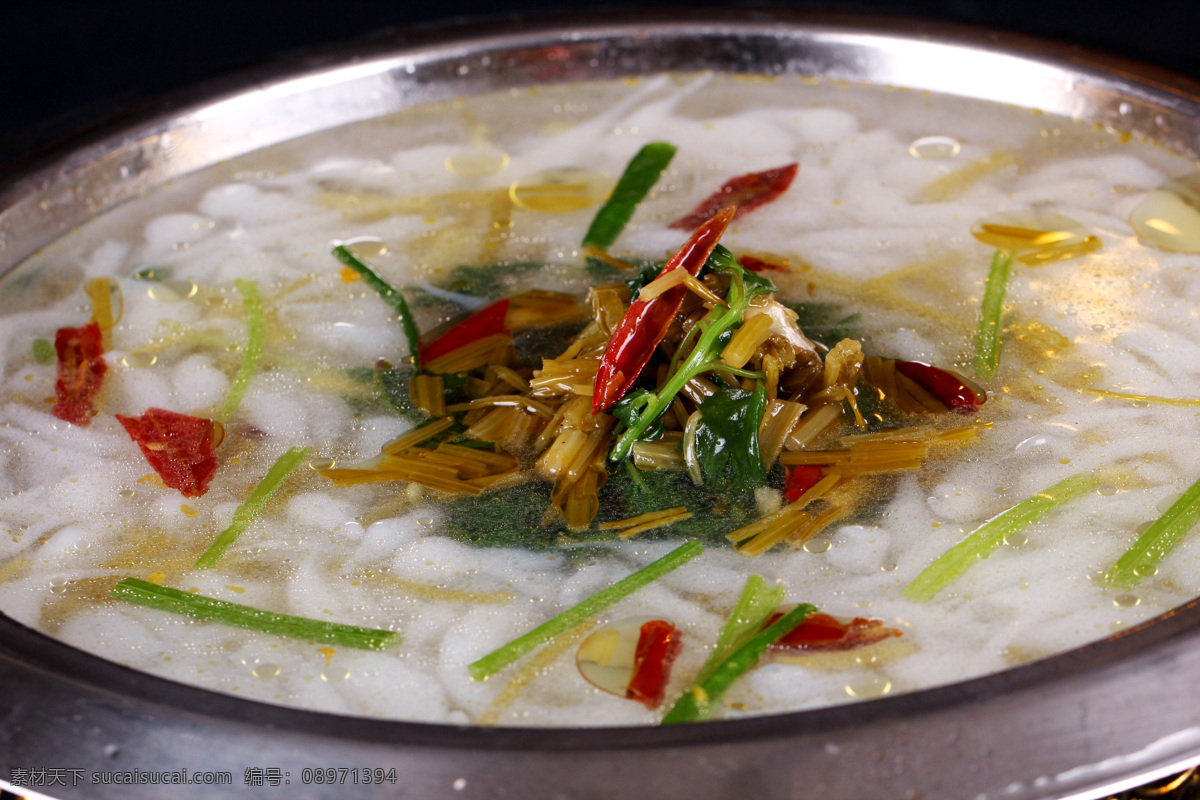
(116, 408, 220, 498)
(52, 321, 107, 426)
(419, 299, 510, 364)
(764, 612, 903, 652)
(784, 465, 824, 504)
(669, 163, 798, 231)
(737, 254, 790, 273)
(625, 619, 682, 709)
(592, 206, 735, 412)
(894, 360, 987, 414)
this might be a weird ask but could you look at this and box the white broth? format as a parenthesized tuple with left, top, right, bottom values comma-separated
(1, 73, 1199, 726)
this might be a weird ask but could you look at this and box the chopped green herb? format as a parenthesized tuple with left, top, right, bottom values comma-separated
(132, 266, 171, 282)
(582, 142, 677, 251)
(695, 575, 784, 683)
(903, 472, 1098, 602)
(333, 245, 422, 371)
(215, 278, 265, 423)
(662, 601, 815, 724)
(468, 540, 704, 680)
(110, 578, 398, 650)
(440, 261, 546, 299)
(778, 301, 861, 349)
(195, 446, 311, 569)
(31, 338, 55, 365)
(974, 249, 1013, 379)
(1105, 475, 1200, 587)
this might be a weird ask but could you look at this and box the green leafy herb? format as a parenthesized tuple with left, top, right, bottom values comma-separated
(333, 245, 422, 371)
(903, 472, 1098, 602)
(662, 601, 815, 724)
(195, 446, 311, 569)
(468, 540, 704, 680)
(609, 246, 775, 463)
(31, 338, 55, 365)
(974, 249, 1013, 379)
(215, 278, 265, 423)
(582, 142, 677, 251)
(692, 384, 768, 494)
(110, 578, 398, 650)
(1105, 475, 1200, 587)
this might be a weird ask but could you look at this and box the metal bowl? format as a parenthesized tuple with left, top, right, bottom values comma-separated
(4, 11, 1200, 799)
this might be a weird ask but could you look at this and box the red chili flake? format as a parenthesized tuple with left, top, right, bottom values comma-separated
(894, 360, 987, 414)
(669, 163, 799, 231)
(764, 612, 903, 652)
(116, 408, 220, 498)
(784, 465, 824, 504)
(737, 255, 790, 273)
(593, 207, 735, 412)
(419, 299, 511, 365)
(52, 322, 108, 426)
(625, 619, 682, 709)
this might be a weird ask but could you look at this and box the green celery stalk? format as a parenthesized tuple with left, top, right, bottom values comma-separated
(974, 249, 1013, 379)
(582, 142, 676, 251)
(110, 578, 398, 650)
(662, 602, 816, 724)
(1105, 475, 1200, 587)
(215, 279, 266, 423)
(695, 574, 784, 683)
(195, 446, 310, 569)
(333, 245, 422, 371)
(468, 540, 703, 680)
(903, 472, 1098, 602)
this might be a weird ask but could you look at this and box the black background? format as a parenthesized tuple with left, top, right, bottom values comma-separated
(2, 0, 1199, 163)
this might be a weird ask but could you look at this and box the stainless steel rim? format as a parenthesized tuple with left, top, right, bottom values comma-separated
(3, 11, 1200, 800)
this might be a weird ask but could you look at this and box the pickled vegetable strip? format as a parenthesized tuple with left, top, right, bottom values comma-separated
(1105, 475, 1200, 587)
(974, 249, 1013, 379)
(216, 279, 265, 423)
(195, 446, 311, 568)
(904, 473, 1098, 601)
(468, 540, 704, 680)
(110, 578, 398, 650)
(662, 602, 815, 724)
(582, 142, 676, 251)
(333, 245, 421, 371)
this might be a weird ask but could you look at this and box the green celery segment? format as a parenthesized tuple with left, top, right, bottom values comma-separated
(973, 249, 1013, 379)
(582, 142, 677, 251)
(195, 446, 311, 569)
(695, 575, 785, 684)
(215, 279, 266, 423)
(662, 601, 815, 724)
(468, 540, 703, 680)
(1105, 475, 1200, 587)
(333, 245, 422, 371)
(903, 472, 1098, 602)
(110, 578, 398, 650)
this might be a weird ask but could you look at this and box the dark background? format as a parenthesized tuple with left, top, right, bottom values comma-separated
(2, 0, 1199, 163)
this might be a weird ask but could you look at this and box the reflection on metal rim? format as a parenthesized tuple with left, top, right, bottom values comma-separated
(3, 11, 1200, 800)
